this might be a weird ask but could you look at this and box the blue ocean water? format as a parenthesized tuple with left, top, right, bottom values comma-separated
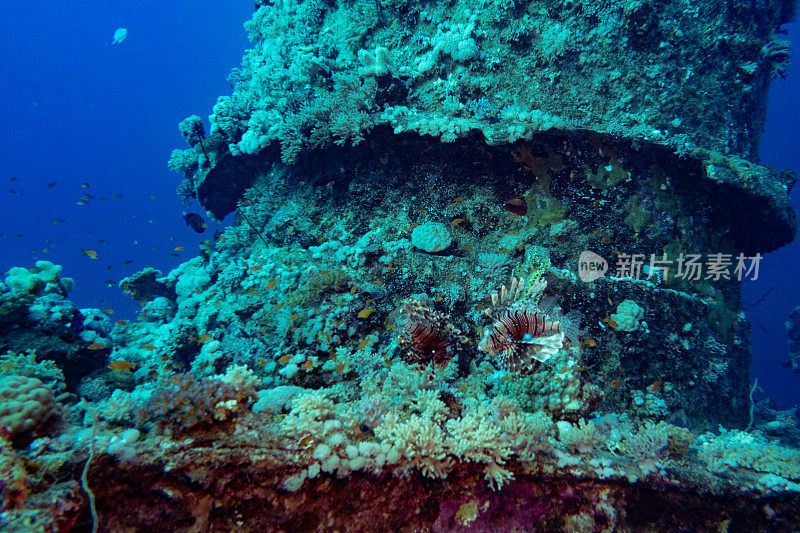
(746, 20, 800, 410)
(0, 0, 250, 318)
(0, 0, 797, 413)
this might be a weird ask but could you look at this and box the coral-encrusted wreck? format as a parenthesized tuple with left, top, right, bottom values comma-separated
(3, 0, 800, 530)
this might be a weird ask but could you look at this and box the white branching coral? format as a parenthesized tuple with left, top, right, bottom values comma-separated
(621, 421, 671, 475)
(696, 429, 800, 480)
(557, 418, 604, 454)
(497, 410, 554, 461)
(372, 395, 553, 490)
(281, 389, 336, 441)
(445, 405, 514, 489)
(375, 412, 454, 479)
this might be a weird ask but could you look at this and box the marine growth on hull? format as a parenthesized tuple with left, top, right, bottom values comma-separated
(2, 0, 800, 530)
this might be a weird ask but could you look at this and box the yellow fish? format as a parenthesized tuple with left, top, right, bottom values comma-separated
(108, 360, 136, 372)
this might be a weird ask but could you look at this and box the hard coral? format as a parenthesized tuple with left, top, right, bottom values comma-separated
(0, 375, 58, 443)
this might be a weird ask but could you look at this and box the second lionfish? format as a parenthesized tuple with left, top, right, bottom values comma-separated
(478, 277, 582, 374)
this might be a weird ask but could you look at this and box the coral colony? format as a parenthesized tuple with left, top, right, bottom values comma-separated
(2, 0, 800, 530)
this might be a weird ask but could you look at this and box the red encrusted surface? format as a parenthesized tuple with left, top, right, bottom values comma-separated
(26, 445, 796, 532)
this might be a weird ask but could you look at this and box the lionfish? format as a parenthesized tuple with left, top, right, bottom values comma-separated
(398, 298, 467, 368)
(479, 297, 582, 374)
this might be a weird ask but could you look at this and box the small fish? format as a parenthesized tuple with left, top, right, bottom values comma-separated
(182, 212, 207, 233)
(142, 344, 157, 351)
(124, 260, 133, 265)
(289, 314, 300, 320)
(81, 183, 90, 188)
(265, 280, 278, 289)
(52, 218, 64, 225)
(358, 339, 370, 350)
(249, 265, 262, 271)
(109, 360, 136, 372)
(611, 380, 622, 388)
(454, 197, 464, 203)
(77, 200, 87, 206)
(174, 246, 185, 252)
(115, 320, 127, 326)
(583, 338, 597, 347)
(505, 197, 528, 216)
(335, 363, 346, 374)
(257, 358, 267, 367)
(650, 380, 662, 393)
(87, 342, 107, 350)
(451, 218, 465, 226)
(198, 333, 212, 344)
(81, 194, 94, 200)
(302, 359, 314, 371)
(278, 355, 292, 364)
(357, 308, 374, 319)
(81, 249, 99, 259)
(102, 308, 114, 315)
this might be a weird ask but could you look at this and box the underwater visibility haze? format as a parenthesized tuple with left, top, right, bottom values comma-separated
(2, 0, 800, 530)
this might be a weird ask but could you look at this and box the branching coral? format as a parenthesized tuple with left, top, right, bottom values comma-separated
(375, 412, 454, 480)
(445, 405, 514, 489)
(620, 421, 671, 475)
(696, 429, 800, 481)
(557, 418, 604, 454)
